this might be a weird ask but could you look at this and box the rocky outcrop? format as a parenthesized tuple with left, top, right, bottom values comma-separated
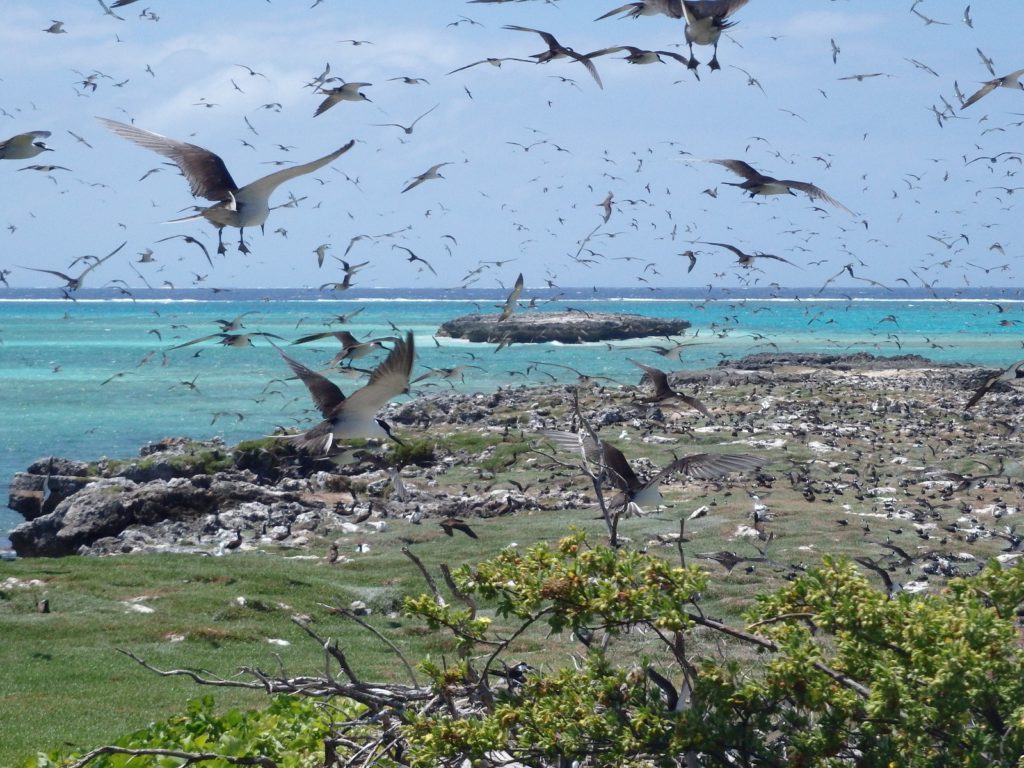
(9, 471, 329, 557)
(437, 311, 689, 344)
(722, 352, 951, 371)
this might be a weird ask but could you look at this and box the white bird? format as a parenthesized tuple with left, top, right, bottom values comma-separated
(960, 68, 1024, 109)
(100, 118, 354, 254)
(277, 332, 415, 453)
(314, 82, 371, 116)
(401, 162, 451, 193)
(0, 131, 53, 160)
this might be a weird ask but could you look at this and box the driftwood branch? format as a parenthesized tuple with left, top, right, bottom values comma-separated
(68, 745, 276, 768)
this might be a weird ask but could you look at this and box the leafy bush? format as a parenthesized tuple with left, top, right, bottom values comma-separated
(41, 532, 1024, 768)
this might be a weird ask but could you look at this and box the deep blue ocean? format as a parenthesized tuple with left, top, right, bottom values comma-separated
(3, 285, 1023, 543)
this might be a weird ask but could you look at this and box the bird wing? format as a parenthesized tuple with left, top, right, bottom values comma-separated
(339, 331, 414, 415)
(2, 131, 51, 151)
(961, 80, 997, 109)
(658, 452, 764, 481)
(277, 348, 346, 417)
(684, 0, 749, 20)
(77, 241, 126, 279)
(244, 140, 354, 199)
(500, 272, 525, 319)
(710, 158, 763, 180)
(99, 118, 239, 201)
(699, 241, 745, 259)
(780, 180, 853, 214)
(630, 359, 669, 390)
(601, 442, 644, 492)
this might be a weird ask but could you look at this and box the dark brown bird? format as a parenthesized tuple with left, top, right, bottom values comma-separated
(629, 359, 714, 418)
(439, 517, 478, 538)
(964, 359, 1024, 410)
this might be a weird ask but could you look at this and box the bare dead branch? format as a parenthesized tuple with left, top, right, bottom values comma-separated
(402, 545, 443, 605)
(291, 616, 360, 684)
(68, 745, 276, 768)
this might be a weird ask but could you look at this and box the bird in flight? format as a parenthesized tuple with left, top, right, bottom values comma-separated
(277, 332, 415, 453)
(629, 359, 714, 417)
(543, 429, 763, 516)
(402, 162, 451, 193)
(960, 68, 1024, 109)
(100, 118, 354, 254)
(371, 104, 438, 135)
(502, 25, 616, 89)
(0, 131, 53, 160)
(698, 240, 800, 269)
(20, 241, 125, 292)
(314, 82, 372, 116)
(497, 272, 525, 321)
(680, 0, 750, 72)
(709, 158, 852, 213)
(963, 359, 1024, 410)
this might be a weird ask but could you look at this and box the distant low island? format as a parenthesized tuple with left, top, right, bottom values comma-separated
(437, 310, 689, 344)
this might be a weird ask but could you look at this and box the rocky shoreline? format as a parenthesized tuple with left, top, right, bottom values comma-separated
(437, 310, 689, 343)
(5, 353, 1018, 579)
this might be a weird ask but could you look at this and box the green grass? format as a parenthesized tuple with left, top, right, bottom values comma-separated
(4, 367, 1019, 764)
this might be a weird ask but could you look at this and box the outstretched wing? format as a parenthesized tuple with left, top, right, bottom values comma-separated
(277, 348, 346, 417)
(782, 180, 853, 214)
(99, 118, 238, 201)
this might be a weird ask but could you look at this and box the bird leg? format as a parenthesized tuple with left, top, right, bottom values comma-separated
(686, 43, 700, 71)
(708, 43, 722, 71)
(216, 229, 227, 255)
(238, 228, 250, 254)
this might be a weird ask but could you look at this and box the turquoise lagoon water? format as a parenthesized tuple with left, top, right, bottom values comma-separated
(2, 286, 1022, 541)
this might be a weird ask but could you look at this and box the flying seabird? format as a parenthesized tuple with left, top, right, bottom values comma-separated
(402, 162, 451, 193)
(595, 1, 683, 21)
(960, 68, 1024, 109)
(697, 240, 800, 269)
(543, 429, 764, 516)
(314, 82, 372, 116)
(100, 118, 354, 254)
(680, 0, 749, 71)
(20, 241, 125, 291)
(501, 25, 616, 89)
(0, 131, 53, 160)
(628, 359, 714, 417)
(277, 331, 415, 453)
(964, 359, 1024, 410)
(371, 103, 438, 135)
(709, 158, 853, 213)
(497, 272, 525, 321)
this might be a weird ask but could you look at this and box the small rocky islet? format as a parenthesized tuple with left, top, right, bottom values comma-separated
(436, 310, 689, 343)
(6, 352, 1023, 598)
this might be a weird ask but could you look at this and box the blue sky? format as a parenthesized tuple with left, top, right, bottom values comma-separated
(0, 0, 1021, 291)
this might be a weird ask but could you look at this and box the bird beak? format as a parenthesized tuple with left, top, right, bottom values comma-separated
(40, 144, 53, 152)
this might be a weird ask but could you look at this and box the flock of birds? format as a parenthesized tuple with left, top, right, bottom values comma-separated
(3, 1, 1024, 546)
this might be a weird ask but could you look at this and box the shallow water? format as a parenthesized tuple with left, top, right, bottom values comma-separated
(3, 286, 1021, 540)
